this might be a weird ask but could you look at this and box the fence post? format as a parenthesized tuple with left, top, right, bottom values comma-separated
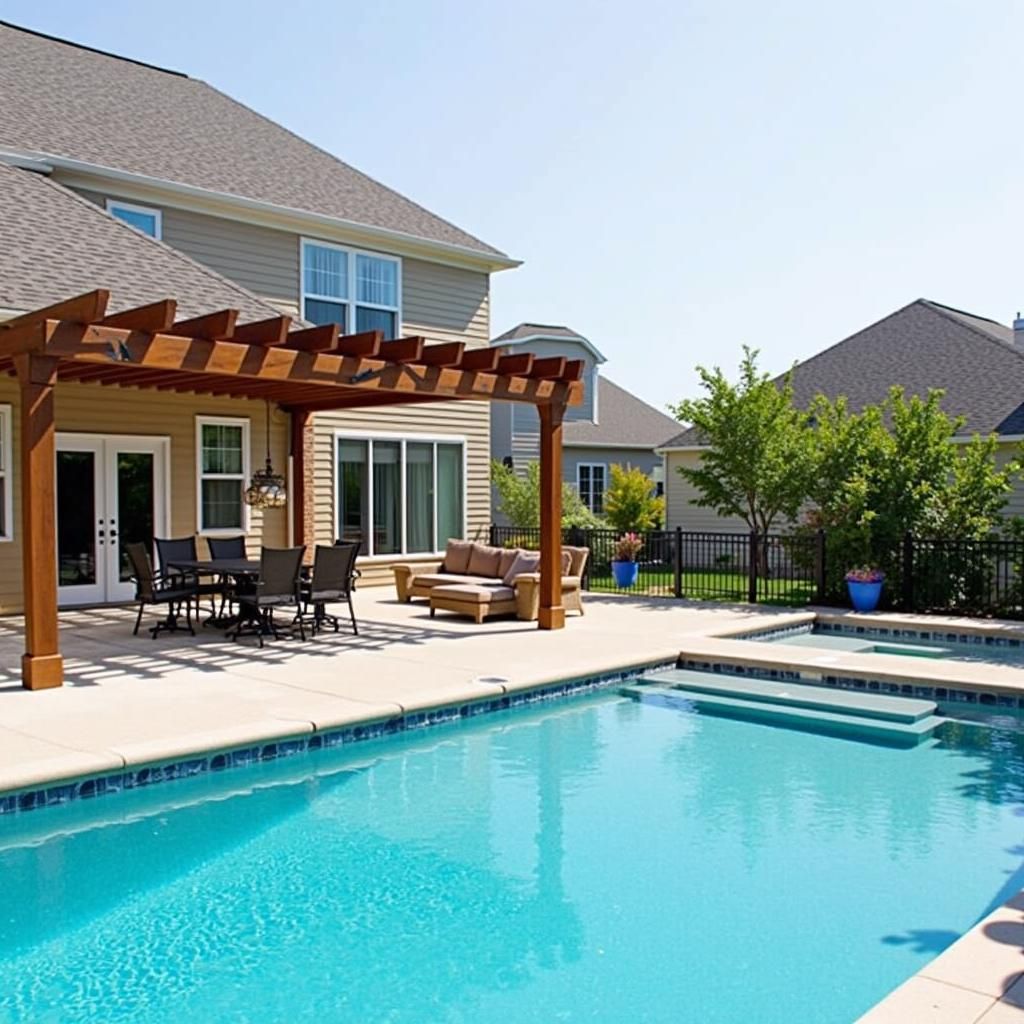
(902, 532, 914, 610)
(674, 526, 683, 598)
(815, 529, 826, 604)
(489, 523, 497, 547)
(748, 530, 759, 604)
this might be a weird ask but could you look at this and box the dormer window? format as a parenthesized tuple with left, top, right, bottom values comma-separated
(301, 239, 400, 336)
(106, 200, 162, 239)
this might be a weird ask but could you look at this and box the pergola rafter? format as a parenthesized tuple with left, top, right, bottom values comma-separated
(1, 291, 581, 690)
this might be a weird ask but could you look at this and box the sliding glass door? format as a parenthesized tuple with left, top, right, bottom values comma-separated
(336, 435, 464, 557)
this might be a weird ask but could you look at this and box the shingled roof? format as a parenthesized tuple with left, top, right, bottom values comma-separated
(0, 162, 286, 321)
(0, 21, 506, 260)
(662, 299, 1024, 447)
(564, 377, 679, 447)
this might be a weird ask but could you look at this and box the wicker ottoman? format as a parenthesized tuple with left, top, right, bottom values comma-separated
(428, 583, 521, 624)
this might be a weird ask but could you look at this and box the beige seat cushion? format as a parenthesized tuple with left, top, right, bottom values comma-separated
(412, 573, 486, 589)
(503, 550, 540, 584)
(441, 539, 473, 574)
(467, 543, 503, 578)
(430, 583, 516, 604)
(497, 548, 520, 579)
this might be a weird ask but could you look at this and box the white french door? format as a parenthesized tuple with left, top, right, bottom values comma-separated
(55, 435, 168, 606)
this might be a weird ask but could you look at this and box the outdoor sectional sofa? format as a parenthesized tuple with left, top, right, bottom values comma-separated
(393, 540, 589, 624)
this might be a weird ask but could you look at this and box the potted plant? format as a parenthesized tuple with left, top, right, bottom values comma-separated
(845, 567, 885, 612)
(611, 532, 643, 588)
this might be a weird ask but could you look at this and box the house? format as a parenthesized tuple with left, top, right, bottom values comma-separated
(658, 298, 1024, 530)
(0, 19, 530, 617)
(490, 323, 678, 514)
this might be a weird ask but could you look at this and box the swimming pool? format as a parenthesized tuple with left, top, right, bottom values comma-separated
(1, 688, 1023, 1024)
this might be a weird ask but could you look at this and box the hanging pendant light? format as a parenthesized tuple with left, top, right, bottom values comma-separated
(244, 400, 287, 509)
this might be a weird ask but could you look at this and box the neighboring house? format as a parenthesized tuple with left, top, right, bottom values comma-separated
(0, 21, 519, 610)
(490, 323, 677, 515)
(658, 298, 1024, 531)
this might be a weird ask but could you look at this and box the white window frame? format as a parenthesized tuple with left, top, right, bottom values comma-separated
(0, 405, 12, 541)
(333, 429, 467, 560)
(105, 199, 163, 240)
(300, 237, 402, 337)
(577, 462, 607, 515)
(195, 416, 251, 536)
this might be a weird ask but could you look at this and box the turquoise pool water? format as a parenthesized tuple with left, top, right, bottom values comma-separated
(2, 691, 1024, 1024)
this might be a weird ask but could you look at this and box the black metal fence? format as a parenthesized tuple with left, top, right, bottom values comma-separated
(488, 525, 1024, 618)
(488, 525, 822, 605)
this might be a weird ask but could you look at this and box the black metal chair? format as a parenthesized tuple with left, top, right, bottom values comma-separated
(155, 536, 222, 617)
(297, 543, 360, 636)
(207, 536, 247, 560)
(207, 535, 250, 619)
(229, 546, 306, 647)
(126, 542, 200, 638)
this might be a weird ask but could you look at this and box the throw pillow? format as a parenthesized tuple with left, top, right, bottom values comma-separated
(503, 551, 540, 585)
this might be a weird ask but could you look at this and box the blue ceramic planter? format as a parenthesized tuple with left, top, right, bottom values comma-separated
(611, 560, 640, 588)
(847, 580, 883, 612)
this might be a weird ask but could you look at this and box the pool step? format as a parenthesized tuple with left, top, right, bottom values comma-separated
(621, 670, 944, 746)
(640, 669, 936, 722)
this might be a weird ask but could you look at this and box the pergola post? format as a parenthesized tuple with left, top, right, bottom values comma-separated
(537, 401, 566, 630)
(14, 353, 63, 689)
(290, 408, 313, 550)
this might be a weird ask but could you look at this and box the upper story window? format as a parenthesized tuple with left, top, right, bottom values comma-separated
(106, 200, 162, 239)
(301, 239, 400, 337)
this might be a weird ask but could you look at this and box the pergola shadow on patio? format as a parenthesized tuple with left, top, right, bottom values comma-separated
(0, 290, 586, 690)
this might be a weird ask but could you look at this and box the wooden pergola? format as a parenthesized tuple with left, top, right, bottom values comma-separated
(0, 290, 584, 690)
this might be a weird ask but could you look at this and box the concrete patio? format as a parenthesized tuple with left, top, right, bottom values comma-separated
(0, 588, 805, 795)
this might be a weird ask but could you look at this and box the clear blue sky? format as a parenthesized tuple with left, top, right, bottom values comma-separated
(5, 0, 1023, 413)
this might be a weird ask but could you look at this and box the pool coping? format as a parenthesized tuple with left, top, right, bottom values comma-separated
(0, 653, 679, 815)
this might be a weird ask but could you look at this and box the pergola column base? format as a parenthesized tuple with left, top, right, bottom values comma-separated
(538, 605, 565, 630)
(22, 653, 64, 690)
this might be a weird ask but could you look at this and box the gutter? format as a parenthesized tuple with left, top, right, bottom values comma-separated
(0, 149, 522, 274)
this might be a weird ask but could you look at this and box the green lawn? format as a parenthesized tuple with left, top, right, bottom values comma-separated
(586, 568, 815, 606)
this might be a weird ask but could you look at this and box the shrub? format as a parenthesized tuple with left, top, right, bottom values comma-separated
(603, 464, 665, 532)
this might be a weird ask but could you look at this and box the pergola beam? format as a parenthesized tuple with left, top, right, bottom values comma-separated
(171, 308, 238, 341)
(0, 289, 110, 333)
(101, 299, 177, 333)
(232, 315, 292, 346)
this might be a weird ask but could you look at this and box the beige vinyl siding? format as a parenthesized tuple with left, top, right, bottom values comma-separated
(313, 258, 492, 585)
(664, 450, 747, 533)
(0, 376, 288, 613)
(73, 189, 300, 317)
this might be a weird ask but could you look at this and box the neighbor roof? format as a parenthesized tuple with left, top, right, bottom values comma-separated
(0, 162, 286, 321)
(564, 377, 679, 448)
(492, 322, 608, 363)
(0, 21, 506, 260)
(662, 299, 1024, 447)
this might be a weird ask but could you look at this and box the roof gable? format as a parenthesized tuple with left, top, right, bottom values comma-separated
(0, 22, 505, 260)
(663, 299, 1024, 447)
(0, 163, 285, 321)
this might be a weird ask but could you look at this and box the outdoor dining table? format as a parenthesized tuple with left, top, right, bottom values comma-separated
(168, 558, 261, 629)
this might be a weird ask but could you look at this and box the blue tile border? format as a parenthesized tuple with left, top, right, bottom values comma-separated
(0, 660, 676, 817)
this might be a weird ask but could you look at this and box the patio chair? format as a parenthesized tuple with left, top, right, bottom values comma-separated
(125, 542, 200, 639)
(207, 535, 247, 560)
(155, 535, 222, 617)
(229, 545, 306, 647)
(207, 534, 250, 618)
(297, 543, 360, 636)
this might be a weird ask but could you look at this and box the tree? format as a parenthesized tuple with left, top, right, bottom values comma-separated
(491, 460, 604, 530)
(670, 347, 815, 563)
(603, 464, 665, 532)
(798, 388, 1023, 598)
